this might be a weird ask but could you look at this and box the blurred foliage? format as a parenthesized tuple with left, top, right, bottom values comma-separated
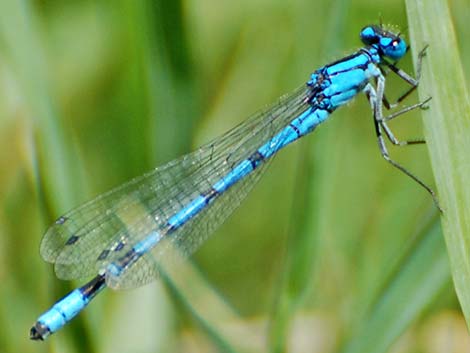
(0, 0, 468, 353)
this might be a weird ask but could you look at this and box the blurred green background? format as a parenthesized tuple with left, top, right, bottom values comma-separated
(0, 0, 469, 352)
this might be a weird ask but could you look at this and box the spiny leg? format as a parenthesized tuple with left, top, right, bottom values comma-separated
(377, 46, 432, 146)
(381, 45, 429, 108)
(376, 128, 441, 212)
(380, 122, 425, 147)
(379, 97, 432, 146)
(364, 79, 441, 211)
(381, 97, 432, 122)
(375, 44, 431, 146)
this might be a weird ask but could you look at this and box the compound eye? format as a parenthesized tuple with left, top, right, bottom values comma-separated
(360, 25, 380, 45)
(384, 38, 407, 60)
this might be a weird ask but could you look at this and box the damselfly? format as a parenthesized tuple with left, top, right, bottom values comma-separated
(30, 24, 436, 340)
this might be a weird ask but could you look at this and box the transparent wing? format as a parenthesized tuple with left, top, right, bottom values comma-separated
(105, 159, 271, 289)
(40, 85, 311, 287)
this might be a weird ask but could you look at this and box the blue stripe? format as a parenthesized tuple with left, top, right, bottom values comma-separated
(213, 160, 254, 193)
(37, 289, 88, 333)
(133, 231, 161, 254)
(326, 53, 368, 74)
(168, 195, 212, 228)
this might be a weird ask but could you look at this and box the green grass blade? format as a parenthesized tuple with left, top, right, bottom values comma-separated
(341, 220, 450, 353)
(0, 1, 83, 212)
(268, 2, 351, 351)
(158, 251, 263, 353)
(405, 0, 470, 327)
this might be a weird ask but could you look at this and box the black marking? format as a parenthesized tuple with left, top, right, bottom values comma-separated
(326, 51, 371, 77)
(328, 63, 369, 77)
(79, 273, 106, 299)
(65, 235, 79, 245)
(310, 93, 334, 113)
(30, 322, 50, 341)
(58, 309, 67, 321)
(55, 216, 68, 225)
(325, 105, 335, 114)
(308, 69, 330, 90)
(326, 51, 364, 68)
(306, 86, 324, 105)
(97, 249, 110, 261)
(248, 151, 265, 169)
(202, 187, 219, 204)
(167, 223, 177, 233)
(289, 123, 301, 137)
(115, 241, 125, 251)
(309, 91, 324, 105)
(359, 48, 379, 65)
(117, 248, 138, 269)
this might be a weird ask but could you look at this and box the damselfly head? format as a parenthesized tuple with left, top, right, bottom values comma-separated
(360, 24, 407, 61)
